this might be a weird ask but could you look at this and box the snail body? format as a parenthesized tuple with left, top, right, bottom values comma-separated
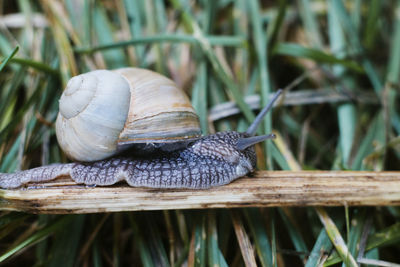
(0, 132, 256, 189)
(0, 68, 282, 189)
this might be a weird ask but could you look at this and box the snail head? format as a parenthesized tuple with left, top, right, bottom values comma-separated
(189, 90, 282, 179)
(236, 89, 282, 151)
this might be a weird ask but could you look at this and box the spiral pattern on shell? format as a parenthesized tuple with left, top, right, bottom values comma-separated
(56, 70, 131, 162)
(55, 68, 201, 162)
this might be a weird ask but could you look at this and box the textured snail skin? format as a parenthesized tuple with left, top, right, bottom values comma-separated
(0, 132, 256, 189)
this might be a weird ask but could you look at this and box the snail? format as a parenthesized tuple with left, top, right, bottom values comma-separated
(0, 68, 282, 189)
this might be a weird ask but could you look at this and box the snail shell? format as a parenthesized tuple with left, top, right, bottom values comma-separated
(55, 68, 201, 162)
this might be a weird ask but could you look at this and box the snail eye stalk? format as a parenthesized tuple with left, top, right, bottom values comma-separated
(236, 134, 276, 151)
(245, 89, 283, 136)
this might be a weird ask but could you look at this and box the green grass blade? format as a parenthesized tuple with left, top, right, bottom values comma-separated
(145, 214, 170, 267)
(298, 0, 323, 47)
(267, 0, 287, 50)
(244, 208, 273, 267)
(331, 0, 383, 93)
(9, 57, 59, 76)
(0, 135, 21, 172)
(345, 209, 366, 261)
(75, 35, 245, 53)
(328, 1, 356, 167)
(366, 222, 400, 250)
(0, 216, 73, 262)
(270, 209, 277, 267)
(271, 141, 291, 170)
(0, 67, 26, 130)
(144, 0, 167, 73)
(351, 112, 385, 170)
(93, 5, 127, 68)
(0, 213, 30, 228)
(316, 208, 358, 267)
(191, 0, 212, 135)
(210, 211, 227, 267)
(123, 0, 146, 66)
(0, 213, 32, 241)
(325, 221, 400, 266)
(128, 214, 155, 267)
(192, 214, 206, 267)
(207, 211, 228, 267)
(385, 1, 400, 135)
(0, 34, 17, 64)
(274, 43, 363, 72)
(112, 213, 122, 266)
(232, 0, 250, 95)
(278, 209, 308, 261)
(170, 0, 256, 124)
(305, 228, 333, 267)
(350, 0, 361, 32)
(0, 46, 19, 72)
(48, 215, 85, 267)
(0, 75, 43, 145)
(247, 0, 273, 168)
(92, 239, 103, 267)
(362, 0, 381, 49)
(209, 77, 233, 132)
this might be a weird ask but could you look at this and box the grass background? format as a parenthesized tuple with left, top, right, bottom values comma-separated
(0, 0, 400, 266)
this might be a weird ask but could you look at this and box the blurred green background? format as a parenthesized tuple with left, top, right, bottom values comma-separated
(0, 0, 399, 266)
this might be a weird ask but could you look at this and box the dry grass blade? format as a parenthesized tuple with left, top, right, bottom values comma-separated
(208, 90, 377, 122)
(0, 171, 400, 213)
(231, 211, 257, 267)
(316, 207, 358, 267)
(39, 0, 77, 83)
(78, 213, 109, 261)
